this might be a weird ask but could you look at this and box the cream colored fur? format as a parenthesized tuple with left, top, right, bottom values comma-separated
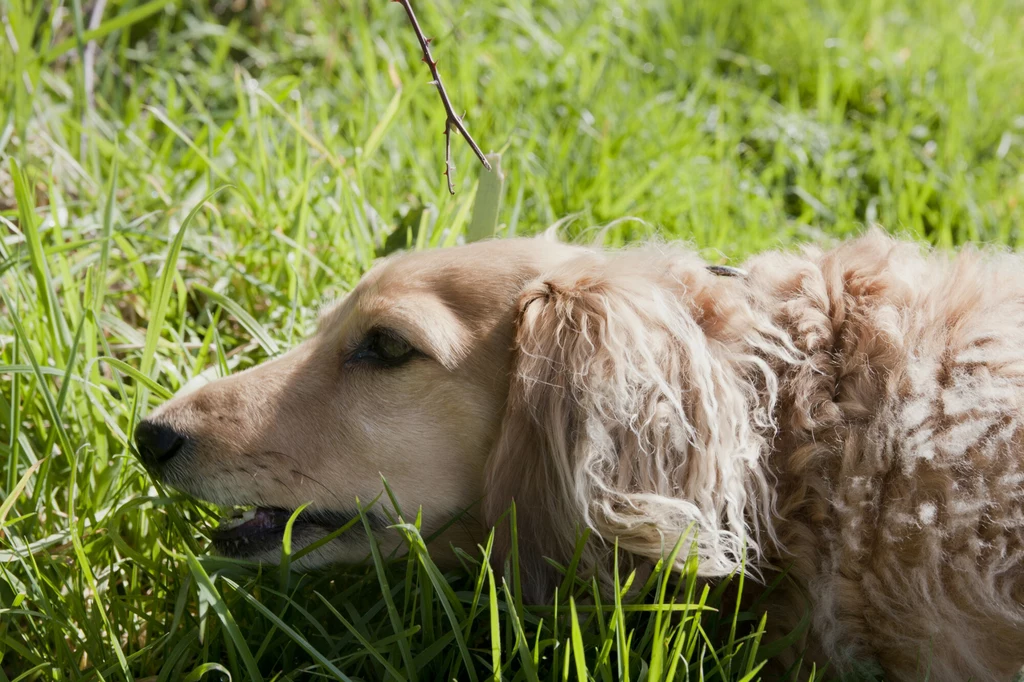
(147, 230, 1024, 681)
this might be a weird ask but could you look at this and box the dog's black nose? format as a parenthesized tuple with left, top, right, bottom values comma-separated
(135, 420, 185, 467)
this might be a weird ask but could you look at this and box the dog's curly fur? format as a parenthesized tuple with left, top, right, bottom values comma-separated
(484, 230, 1024, 680)
(144, 230, 1024, 680)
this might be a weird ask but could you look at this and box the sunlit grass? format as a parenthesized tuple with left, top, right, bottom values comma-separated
(1, 0, 1022, 678)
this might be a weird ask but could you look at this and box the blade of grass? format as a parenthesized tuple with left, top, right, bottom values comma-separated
(314, 591, 408, 681)
(183, 550, 263, 682)
(487, 562, 502, 682)
(222, 578, 352, 681)
(500, 579, 540, 682)
(88, 356, 174, 401)
(392, 522, 476, 682)
(357, 499, 418, 680)
(140, 187, 232, 379)
(192, 285, 281, 356)
(0, 458, 45, 529)
(279, 502, 309, 586)
(42, 0, 175, 62)
(569, 597, 588, 682)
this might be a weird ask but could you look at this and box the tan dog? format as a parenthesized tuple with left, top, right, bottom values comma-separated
(137, 230, 1024, 681)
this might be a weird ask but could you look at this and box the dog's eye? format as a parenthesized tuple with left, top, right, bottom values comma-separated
(350, 329, 416, 367)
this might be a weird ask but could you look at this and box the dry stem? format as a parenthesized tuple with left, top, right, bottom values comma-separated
(392, 0, 491, 194)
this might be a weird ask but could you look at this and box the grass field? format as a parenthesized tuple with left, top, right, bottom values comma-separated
(2, 0, 1023, 679)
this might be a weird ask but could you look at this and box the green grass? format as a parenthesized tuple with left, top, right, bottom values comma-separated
(1, 0, 1022, 678)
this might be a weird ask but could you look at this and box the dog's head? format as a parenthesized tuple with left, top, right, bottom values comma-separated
(138, 238, 784, 599)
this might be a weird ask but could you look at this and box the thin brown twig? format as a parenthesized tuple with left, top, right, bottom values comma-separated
(392, 0, 491, 194)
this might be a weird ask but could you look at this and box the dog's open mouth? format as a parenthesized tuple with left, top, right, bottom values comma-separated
(212, 507, 357, 557)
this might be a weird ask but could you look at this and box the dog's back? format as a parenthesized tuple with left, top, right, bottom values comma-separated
(748, 231, 1024, 680)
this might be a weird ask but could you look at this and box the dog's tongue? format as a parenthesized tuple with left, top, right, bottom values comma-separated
(213, 508, 291, 541)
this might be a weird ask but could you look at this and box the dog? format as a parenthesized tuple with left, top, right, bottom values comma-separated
(136, 229, 1024, 681)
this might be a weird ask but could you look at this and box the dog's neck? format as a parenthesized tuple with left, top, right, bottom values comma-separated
(730, 237, 913, 569)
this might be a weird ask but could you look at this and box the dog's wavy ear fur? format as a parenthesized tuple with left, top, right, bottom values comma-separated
(483, 248, 796, 603)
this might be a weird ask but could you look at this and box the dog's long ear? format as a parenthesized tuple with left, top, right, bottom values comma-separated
(483, 249, 792, 603)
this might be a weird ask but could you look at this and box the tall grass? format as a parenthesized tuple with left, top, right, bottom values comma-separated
(1, 0, 1021, 678)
